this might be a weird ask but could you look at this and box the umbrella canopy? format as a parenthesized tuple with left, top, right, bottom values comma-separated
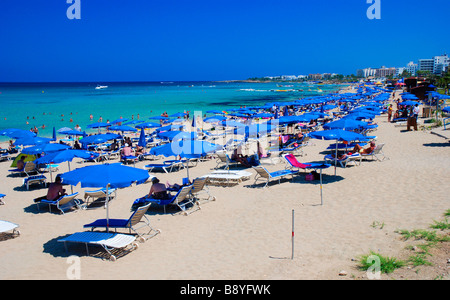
(400, 100, 420, 106)
(60, 163, 150, 231)
(203, 116, 227, 123)
(323, 118, 368, 130)
(443, 107, 450, 113)
(135, 122, 161, 129)
(79, 133, 121, 145)
(170, 112, 186, 118)
(157, 130, 198, 141)
(60, 163, 149, 189)
(21, 143, 71, 155)
(34, 149, 98, 165)
(108, 125, 137, 132)
(137, 128, 146, 148)
(0, 128, 36, 139)
(15, 136, 53, 146)
(150, 140, 221, 159)
(86, 122, 110, 129)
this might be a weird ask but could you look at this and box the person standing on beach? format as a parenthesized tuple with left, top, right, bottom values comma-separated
(387, 104, 393, 122)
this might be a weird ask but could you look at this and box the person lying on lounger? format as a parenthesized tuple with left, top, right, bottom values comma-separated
(331, 141, 376, 160)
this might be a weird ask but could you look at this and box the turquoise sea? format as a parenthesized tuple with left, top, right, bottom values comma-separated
(0, 81, 344, 142)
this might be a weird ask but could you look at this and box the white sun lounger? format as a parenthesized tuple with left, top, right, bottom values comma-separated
(58, 231, 138, 261)
(200, 170, 252, 186)
(0, 220, 20, 237)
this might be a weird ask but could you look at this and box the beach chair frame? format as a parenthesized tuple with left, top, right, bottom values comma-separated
(252, 166, 298, 188)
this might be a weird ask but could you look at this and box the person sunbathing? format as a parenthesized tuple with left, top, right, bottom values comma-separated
(331, 142, 376, 160)
(46, 176, 67, 201)
(145, 177, 169, 200)
(352, 141, 376, 155)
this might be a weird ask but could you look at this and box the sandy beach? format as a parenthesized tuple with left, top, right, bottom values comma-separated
(0, 92, 449, 280)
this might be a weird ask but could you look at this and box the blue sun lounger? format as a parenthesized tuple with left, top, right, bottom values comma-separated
(133, 185, 196, 215)
(252, 166, 298, 188)
(83, 203, 160, 241)
(57, 231, 138, 261)
(35, 192, 81, 214)
(145, 159, 186, 173)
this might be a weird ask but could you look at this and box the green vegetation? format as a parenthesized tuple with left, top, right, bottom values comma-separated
(357, 209, 449, 277)
(358, 251, 405, 274)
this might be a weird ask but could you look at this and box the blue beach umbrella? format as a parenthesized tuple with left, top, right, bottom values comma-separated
(138, 128, 146, 148)
(135, 122, 161, 129)
(87, 122, 109, 129)
(401, 100, 420, 106)
(108, 125, 137, 132)
(111, 118, 128, 124)
(170, 112, 186, 118)
(15, 136, 53, 146)
(443, 107, 450, 113)
(323, 118, 368, 130)
(79, 133, 121, 145)
(203, 116, 227, 123)
(157, 130, 198, 141)
(21, 143, 71, 155)
(0, 128, 36, 139)
(34, 149, 98, 165)
(150, 140, 221, 179)
(60, 163, 150, 231)
(52, 127, 57, 141)
(308, 129, 370, 174)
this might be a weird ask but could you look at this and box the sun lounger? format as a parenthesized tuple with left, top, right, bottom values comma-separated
(190, 177, 215, 203)
(0, 220, 20, 237)
(284, 154, 331, 172)
(361, 143, 388, 161)
(35, 192, 81, 214)
(83, 203, 160, 242)
(200, 170, 252, 186)
(57, 231, 138, 261)
(83, 187, 116, 208)
(9, 161, 38, 177)
(324, 153, 361, 168)
(252, 166, 298, 188)
(145, 159, 186, 173)
(121, 155, 138, 165)
(133, 185, 196, 215)
(23, 174, 47, 190)
(215, 152, 238, 170)
(0, 152, 11, 162)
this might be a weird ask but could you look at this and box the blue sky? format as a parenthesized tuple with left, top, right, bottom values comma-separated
(1, 0, 449, 82)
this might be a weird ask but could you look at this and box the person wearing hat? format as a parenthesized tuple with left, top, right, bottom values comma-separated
(120, 143, 133, 161)
(146, 177, 169, 200)
(387, 104, 393, 123)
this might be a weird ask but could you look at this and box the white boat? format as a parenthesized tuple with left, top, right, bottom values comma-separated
(95, 85, 108, 90)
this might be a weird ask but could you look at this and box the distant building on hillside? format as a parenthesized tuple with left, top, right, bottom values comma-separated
(406, 61, 418, 76)
(308, 73, 322, 80)
(433, 54, 449, 75)
(375, 66, 396, 78)
(356, 68, 376, 78)
(418, 58, 434, 73)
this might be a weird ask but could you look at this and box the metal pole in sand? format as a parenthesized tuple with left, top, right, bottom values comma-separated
(291, 209, 295, 260)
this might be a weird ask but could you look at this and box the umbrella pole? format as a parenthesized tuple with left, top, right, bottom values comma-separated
(320, 168, 323, 206)
(334, 141, 338, 176)
(67, 161, 73, 194)
(106, 184, 110, 233)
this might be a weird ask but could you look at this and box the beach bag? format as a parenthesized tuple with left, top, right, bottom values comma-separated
(305, 173, 314, 181)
